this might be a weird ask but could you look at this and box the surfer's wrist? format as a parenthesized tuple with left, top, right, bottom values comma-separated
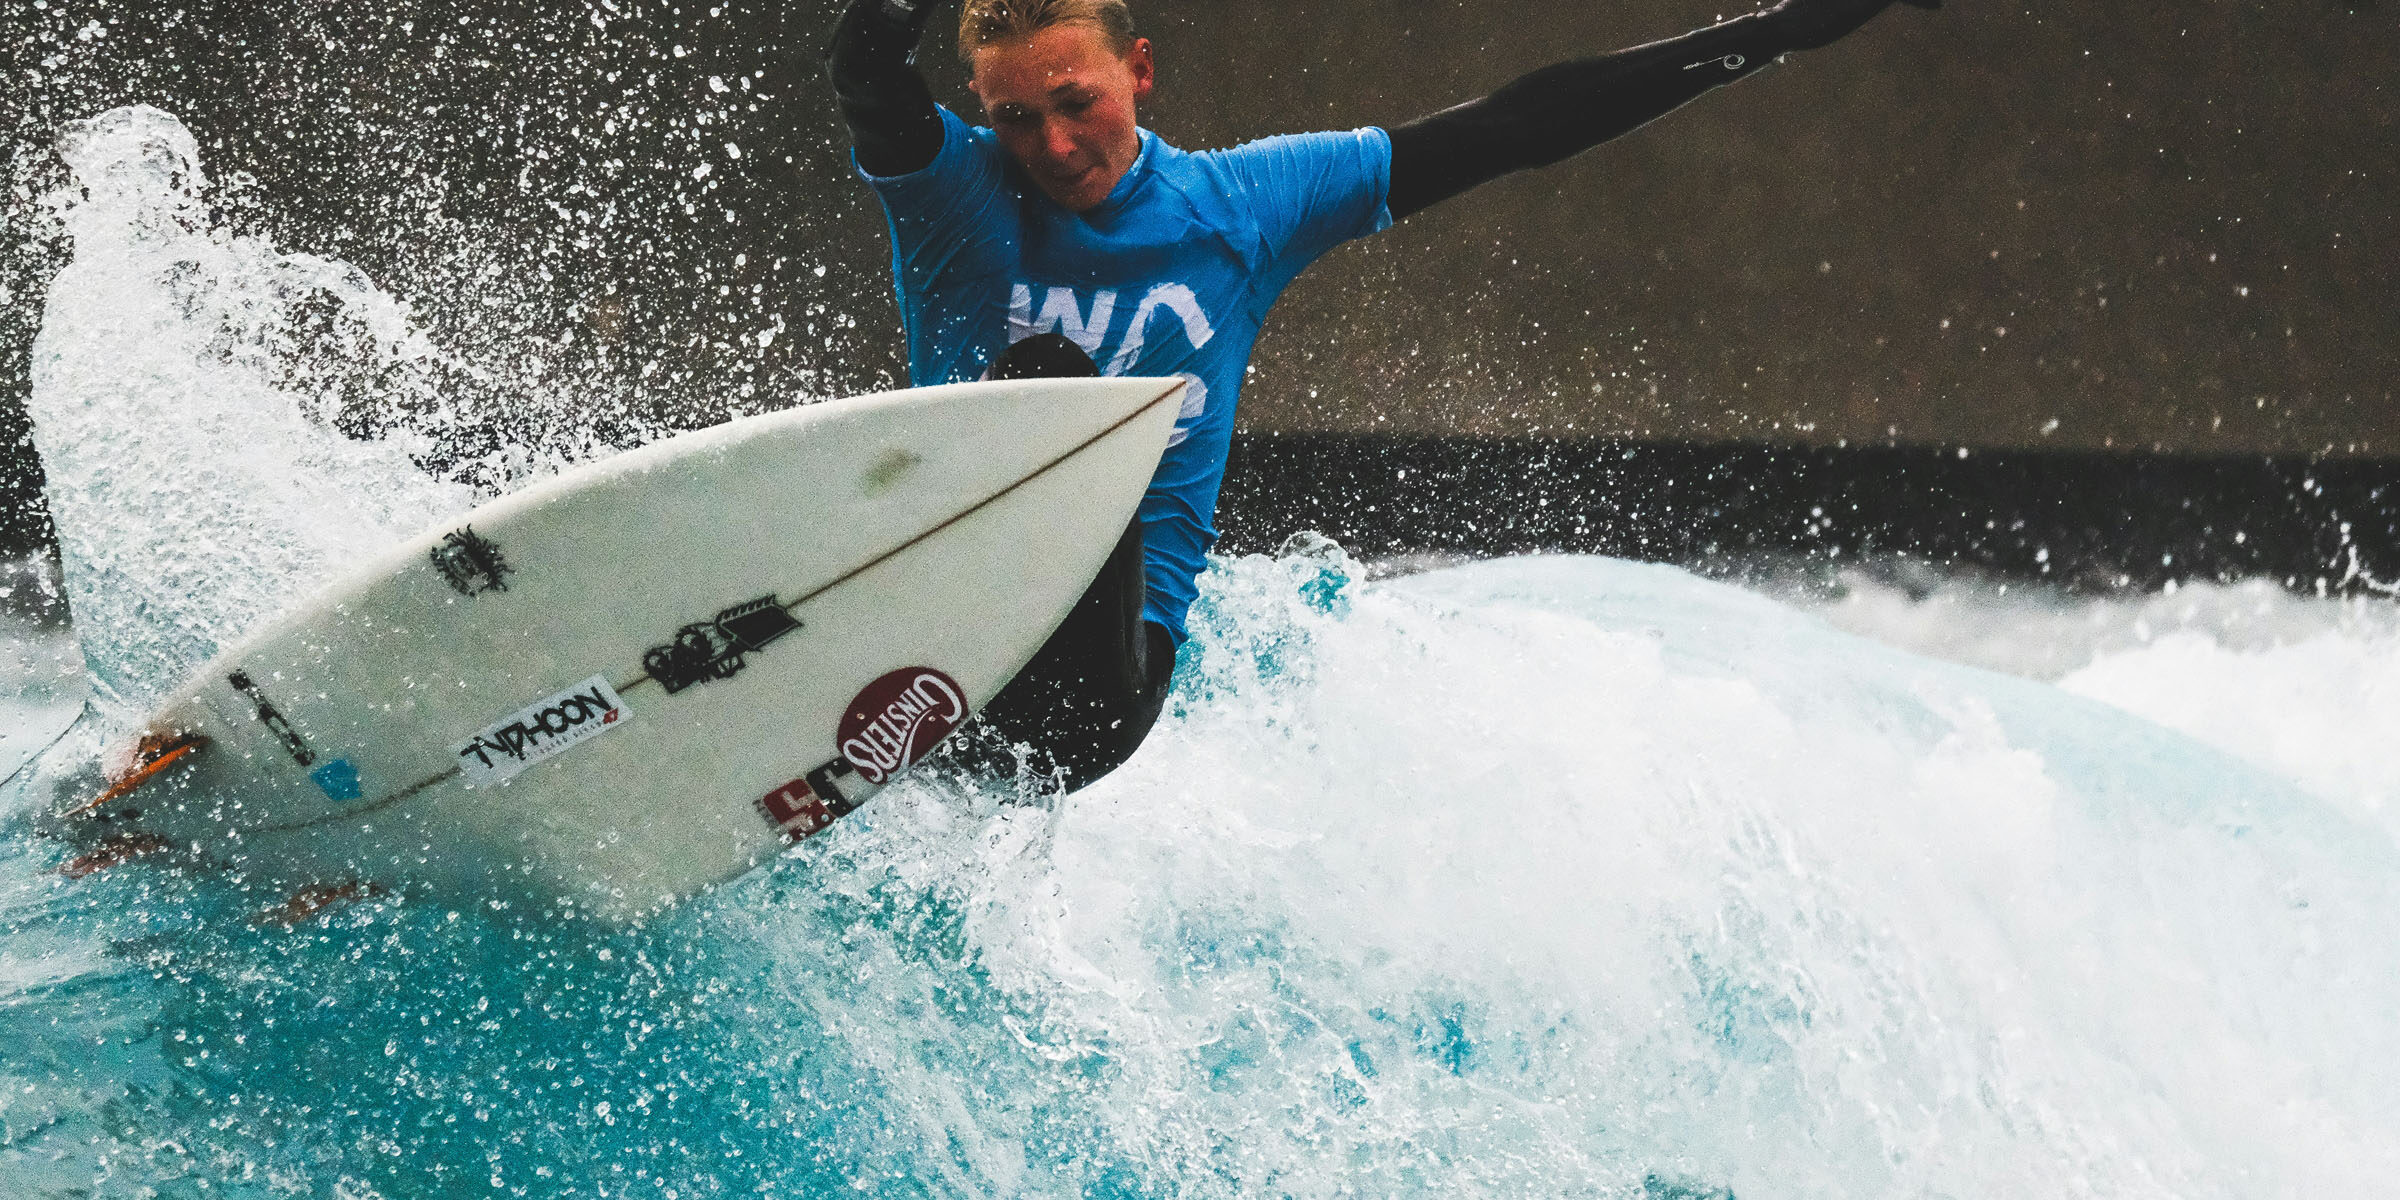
(869, 0, 940, 44)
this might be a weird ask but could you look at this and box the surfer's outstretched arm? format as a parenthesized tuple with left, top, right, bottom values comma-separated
(826, 0, 946, 177)
(1385, 0, 1939, 219)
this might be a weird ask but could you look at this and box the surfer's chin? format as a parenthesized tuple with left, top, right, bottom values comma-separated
(1038, 166, 1113, 212)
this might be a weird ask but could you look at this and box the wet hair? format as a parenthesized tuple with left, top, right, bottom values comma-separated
(958, 0, 1137, 62)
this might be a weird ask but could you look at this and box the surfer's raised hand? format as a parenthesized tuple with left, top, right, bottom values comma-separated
(1761, 0, 1943, 51)
(826, 0, 948, 177)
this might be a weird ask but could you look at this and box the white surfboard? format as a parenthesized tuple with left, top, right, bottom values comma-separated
(39, 376, 1186, 921)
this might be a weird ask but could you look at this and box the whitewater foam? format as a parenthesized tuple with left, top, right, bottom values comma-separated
(1757, 562, 2400, 848)
(19, 547, 2396, 1197)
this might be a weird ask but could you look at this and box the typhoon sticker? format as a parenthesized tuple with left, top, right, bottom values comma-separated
(837, 668, 966, 785)
(454, 675, 631, 786)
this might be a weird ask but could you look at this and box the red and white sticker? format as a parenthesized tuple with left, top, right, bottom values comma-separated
(837, 667, 966, 785)
(755, 776, 834, 843)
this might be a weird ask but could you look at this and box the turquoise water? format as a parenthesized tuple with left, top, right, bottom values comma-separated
(8, 548, 2400, 1197)
(5, 105, 2399, 1198)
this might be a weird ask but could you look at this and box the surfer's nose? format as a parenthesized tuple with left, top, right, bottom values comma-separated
(1043, 125, 1079, 168)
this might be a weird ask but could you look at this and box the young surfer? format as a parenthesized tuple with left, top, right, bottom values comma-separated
(827, 0, 1942, 788)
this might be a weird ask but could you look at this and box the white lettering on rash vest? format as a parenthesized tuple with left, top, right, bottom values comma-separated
(1008, 281, 1218, 446)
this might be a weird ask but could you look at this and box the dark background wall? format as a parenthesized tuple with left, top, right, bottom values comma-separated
(1201, 0, 2397, 452)
(2, 0, 2395, 561)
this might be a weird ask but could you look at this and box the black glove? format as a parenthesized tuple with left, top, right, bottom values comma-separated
(850, 0, 940, 53)
(1762, 0, 1941, 51)
(827, 0, 948, 175)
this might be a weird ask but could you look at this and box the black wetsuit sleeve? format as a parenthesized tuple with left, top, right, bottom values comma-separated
(1385, 12, 1796, 220)
(825, 0, 945, 178)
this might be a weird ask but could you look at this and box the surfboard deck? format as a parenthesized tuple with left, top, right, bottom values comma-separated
(39, 376, 1186, 921)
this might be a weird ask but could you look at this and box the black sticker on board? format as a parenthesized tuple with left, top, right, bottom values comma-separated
(643, 595, 803, 694)
(432, 526, 512, 597)
(227, 669, 314, 767)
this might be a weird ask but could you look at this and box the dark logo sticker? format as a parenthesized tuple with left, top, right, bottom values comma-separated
(837, 668, 966, 786)
(643, 595, 802, 694)
(807, 758, 867, 814)
(227, 669, 313, 767)
(432, 526, 512, 597)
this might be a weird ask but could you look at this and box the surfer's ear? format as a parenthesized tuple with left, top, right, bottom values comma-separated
(1126, 37, 1154, 101)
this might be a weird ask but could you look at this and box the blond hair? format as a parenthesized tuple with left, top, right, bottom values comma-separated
(958, 0, 1137, 61)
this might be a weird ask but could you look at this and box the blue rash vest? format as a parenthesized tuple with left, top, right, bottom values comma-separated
(859, 106, 1392, 643)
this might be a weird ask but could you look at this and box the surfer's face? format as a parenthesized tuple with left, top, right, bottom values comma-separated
(970, 24, 1153, 213)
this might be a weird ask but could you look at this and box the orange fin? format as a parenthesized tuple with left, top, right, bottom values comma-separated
(62, 733, 209, 819)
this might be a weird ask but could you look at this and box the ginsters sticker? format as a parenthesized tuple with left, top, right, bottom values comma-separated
(454, 675, 630, 786)
(837, 668, 966, 785)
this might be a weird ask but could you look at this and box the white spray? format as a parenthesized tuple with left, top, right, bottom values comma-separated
(27, 106, 474, 716)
